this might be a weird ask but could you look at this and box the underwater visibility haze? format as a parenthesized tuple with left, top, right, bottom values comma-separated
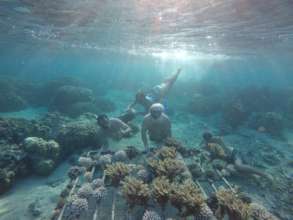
(0, 0, 293, 220)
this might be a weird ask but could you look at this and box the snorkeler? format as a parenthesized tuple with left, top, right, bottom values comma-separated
(200, 132, 272, 180)
(97, 114, 133, 146)
(125, 68, 182, 121)
(141, 103, 171, 152)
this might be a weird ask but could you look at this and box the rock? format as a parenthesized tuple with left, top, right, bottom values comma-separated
(23, 137, 60, 160)
(56, 117, 100, 154)
(34, 159, 55, 176)
(113, 150, 128, 162)
(50, 85, 94, 114)
(28, 200, 42, 217)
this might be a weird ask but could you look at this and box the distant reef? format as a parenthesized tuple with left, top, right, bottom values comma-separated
(0, 77, 116, 117)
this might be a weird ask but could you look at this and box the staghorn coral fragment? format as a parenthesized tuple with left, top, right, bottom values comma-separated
(104, 162, 131, 187)
(170, 179, 205, 217)
(156, 146, 177, 160)
(151, 176, 171, 209)
(147, 158, 185, 181)
(121, 177, 150, 209)
(215, 187, 250, 220)
(92, 186, 107, 204)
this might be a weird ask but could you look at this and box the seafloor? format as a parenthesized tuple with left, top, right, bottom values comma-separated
(0, 82, 292, 220)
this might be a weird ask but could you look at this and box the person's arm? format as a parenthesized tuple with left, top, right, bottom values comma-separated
(141, 119, 149, 151)
(115, 119, 132, 136)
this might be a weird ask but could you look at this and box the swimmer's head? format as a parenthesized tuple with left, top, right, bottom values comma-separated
(150, 103, 164, 119)
(135, 90, 145, 102)
(97, 114, 110, 129)
(202, 131, 213, 142)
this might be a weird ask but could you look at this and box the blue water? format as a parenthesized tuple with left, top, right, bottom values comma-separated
(0, 0, 293, 219)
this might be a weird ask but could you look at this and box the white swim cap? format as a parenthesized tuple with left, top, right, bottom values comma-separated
(150, 103, 165, 113)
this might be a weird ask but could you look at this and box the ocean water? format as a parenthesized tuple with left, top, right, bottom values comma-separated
(0, 0, 293, 220)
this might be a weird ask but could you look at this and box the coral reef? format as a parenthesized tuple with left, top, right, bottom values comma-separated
(0, 79, 27, 112)
(23, 137, 60, 160)
(0, 142, 28, 194)
(92, 186, 107, 204)
(113, 150, 128, 162)
(63, 195, 89, 220)
(156, 146, 177, 160)
(56, 117, 100, 154)
(163, 137, 195, 157)
(170, 179, 205, 217)
(142, 210, 162, 220)
(151, 176, 171, 209)
(23, 137, 60, 176)
(0, 117, 50, 144)
(137, 168, 151, 182)
(77, 183, 94, 199)
(34, 159, 55, 176)
(78, 156, 95, 169)
(215, 187, 250, 220)
(248, 203, 278, 220)
(121, 177, 150, 209)
(104, 162, 131, 187)
(98, 154, 112, 167)
(91, 178, 104, 189)
(50, 85, 94, 113)
(147, 158, 185, 181)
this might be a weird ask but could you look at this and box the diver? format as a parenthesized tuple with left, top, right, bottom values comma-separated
(97, 114, 133, 150)
(200, 131, 272, 180)
(124, 68, 182, 122)
(141, 103, 171, 152)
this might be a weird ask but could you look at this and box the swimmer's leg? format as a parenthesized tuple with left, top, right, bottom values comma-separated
(156, 68, 182, 100)
(234, 158, 272, 180)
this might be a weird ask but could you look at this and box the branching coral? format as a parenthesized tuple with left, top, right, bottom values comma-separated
(151, 176, 171, 210)
(156, 147, 177, 160)
(170, 179, 205, 217)
(92, 186, 107, 205)
(77, 183, 94, 199)
(121, 177, 150, 209)
(215, 188, 250, 220)
(142, 210, 162, 220)
(248, 203, 278, 220)
(63, 195, 88, 220)
(105, 162, 131, 187)
(147, 158, 184, 181)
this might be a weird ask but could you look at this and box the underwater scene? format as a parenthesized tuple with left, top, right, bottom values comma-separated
(0, 0, 293, 220)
